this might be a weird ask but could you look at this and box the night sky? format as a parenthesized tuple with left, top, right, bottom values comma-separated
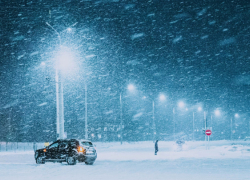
(0, 0, 250, 142)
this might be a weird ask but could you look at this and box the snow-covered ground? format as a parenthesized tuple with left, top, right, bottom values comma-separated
(0, 141, 250, 180)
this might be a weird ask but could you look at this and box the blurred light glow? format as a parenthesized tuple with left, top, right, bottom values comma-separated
(178, 101, 185, 108)
(198, 107, 202, 111)
(128, 84, 135, 91)
(159, 94, 166, 101)
(185, 108, 188, 111)
(215, 109, 220, 116)
(142, 96, 147, 99)
(56, 47, 76, 72)
(41, 62, 46, 66)
(67, 27, 72, 33)
(235, 113, 239, 118)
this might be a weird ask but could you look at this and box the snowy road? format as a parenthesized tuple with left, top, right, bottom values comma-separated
(1, 141, 250, 180)
(1, 159, 250, 180)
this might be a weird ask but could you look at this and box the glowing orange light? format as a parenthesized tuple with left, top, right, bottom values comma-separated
(78, 146, 85, 153)
(43, 149, 46, 152)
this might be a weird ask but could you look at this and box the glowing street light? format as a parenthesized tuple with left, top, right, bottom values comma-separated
(235, 113, 239, 118)
(173, 101, 185, 141)
(120, 84, 136, 144)
(231, 113, 239, 141)
(178, 101, 185, 108)
(56, 47, 76, 72)
(198, 106, 202, 111)
(46, 22, 78, 140)
(41, 62, 46, 66)
(215, 109, 220, 116)
(127, 84, 135, 91)
(159, 94, 166, 101)
(192, 106, 203, 141)
(142, 93, 167, 142)
(66, 27, 72, 33)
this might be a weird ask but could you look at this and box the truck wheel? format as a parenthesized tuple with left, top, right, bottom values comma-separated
(36, 156, 45, 164)
(67, 157, 76, 165)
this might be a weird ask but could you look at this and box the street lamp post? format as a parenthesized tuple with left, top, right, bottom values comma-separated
(55, 69, 64, 139)
(152, 100, 155, 142)
(85, 82, 88, 140)
(204, 111, 207, 142)
(120, 93, 123, 144)
(119, 84, 136, 144)
(193, 111, 194, 141)
(232, 113, 239, 141)
(230, 117, 233, 141)
(142, 96, 157, 142)
(46, 22, 65, 140)
(46, 22, 77, 140)
(193, 107, 202, 141)
(173, 107, 175, 141)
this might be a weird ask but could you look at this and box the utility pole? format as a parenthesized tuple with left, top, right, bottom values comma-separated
(204, 111, 207, 142)
(173, 108, 175, 141)
(85, 82, 88, 140)
(120, 93, 123, 144)
(152, 101, 155, 142)
(193, 112, 195, 141)
(55, 69, 64, 139)
(230, 117, 232, 141)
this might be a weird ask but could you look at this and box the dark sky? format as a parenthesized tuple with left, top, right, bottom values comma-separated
(0, 0, 250, 141)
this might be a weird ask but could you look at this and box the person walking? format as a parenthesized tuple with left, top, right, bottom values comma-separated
(155, 140, 158, 155)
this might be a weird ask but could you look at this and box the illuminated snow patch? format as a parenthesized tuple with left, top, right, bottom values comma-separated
(131, 33, 144, 40)
(38, 102, 47, 106)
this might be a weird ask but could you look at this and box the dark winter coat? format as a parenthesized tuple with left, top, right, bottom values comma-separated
(155, 141, 158, 151)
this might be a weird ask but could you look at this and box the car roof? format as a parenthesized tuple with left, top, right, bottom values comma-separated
(78, 139, 92, 142)
(56, 139, 92, 143)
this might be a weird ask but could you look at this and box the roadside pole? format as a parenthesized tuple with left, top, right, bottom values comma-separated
(204, 111, 206, 142)
(205, 130, 212, 150)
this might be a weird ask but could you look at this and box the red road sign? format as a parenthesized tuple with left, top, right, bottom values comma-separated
(205, 129, 212, 136)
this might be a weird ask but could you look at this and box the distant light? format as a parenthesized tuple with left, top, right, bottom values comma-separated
(128, 84, 135, 91)
(159, 94, 166, 101)
(215, 109, 220, 116)
(142, 96, 147, 99)
(185, 108, 188, 111)
(198, 107, 202, 111)
(235, 113, 239, 118)
(178, 101, 185, 108)
(41, 62, 46, 66)
(67, 27, 72, 33)
(56, 47, 76, 72)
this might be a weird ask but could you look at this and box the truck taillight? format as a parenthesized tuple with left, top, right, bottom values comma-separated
(43, 149, 46, 152)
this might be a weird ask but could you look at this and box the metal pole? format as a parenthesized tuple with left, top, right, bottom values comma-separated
(211, 115, 213, 131)
(120, 93, 123, 144)
(152, 101, 155, 142)
(58, 70, 64, 139)
(85, 83, 88, 139)
(204, 111, 206, 142)
(193, 112, 194, 141)
(208, 135, 210, 150)
(46, 22, 64, 140)
(173, 108, 175, 141)
(210, 115, 213, 141)
(55, 69, 60, 139)
(230, 117, 232, 141)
